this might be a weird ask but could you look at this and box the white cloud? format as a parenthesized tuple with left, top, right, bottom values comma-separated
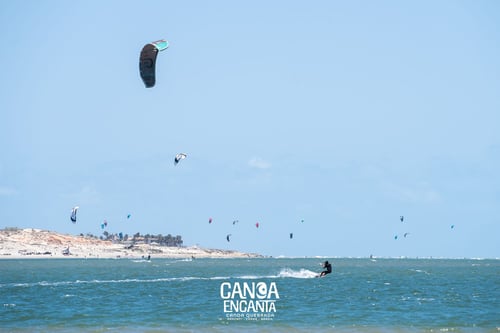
(65, 185, 101, 206)
(400, 187, 442, 203)
(0, 186, 18, 196)
(248, 157, 271, 170)
(383, 181, 442, 204)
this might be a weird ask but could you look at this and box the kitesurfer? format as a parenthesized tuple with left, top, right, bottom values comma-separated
(319, 260, 332, 277)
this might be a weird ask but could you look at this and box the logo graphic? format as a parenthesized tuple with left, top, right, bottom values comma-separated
(220, 281, 279, 321)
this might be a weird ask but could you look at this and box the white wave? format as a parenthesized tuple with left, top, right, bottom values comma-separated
(410, 269, 430, 275)
(175, 258, 193, 262)
(237, 269, 319, 280)
(277, 268, 318, 279)
(2, 276, 236, 288)
(1, 269, 321, 288)
(237, 275, 274, 279)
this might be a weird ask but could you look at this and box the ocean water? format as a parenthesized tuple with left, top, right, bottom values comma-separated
(0, 258, 498, 332)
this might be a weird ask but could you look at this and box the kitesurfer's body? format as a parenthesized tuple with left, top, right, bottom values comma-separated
(319, 261, 332, 277)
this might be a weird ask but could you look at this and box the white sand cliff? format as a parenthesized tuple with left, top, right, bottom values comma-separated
(0, 228, 262, 259)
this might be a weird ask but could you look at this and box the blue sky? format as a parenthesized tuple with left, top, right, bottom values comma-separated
(1, 0, 499, 258)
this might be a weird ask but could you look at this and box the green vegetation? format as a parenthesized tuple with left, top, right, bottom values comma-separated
(79, 232, 184, 247)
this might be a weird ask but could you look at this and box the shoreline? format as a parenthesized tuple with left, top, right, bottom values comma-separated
(0, 228, 263, 259)
(1, 228, 497, 260)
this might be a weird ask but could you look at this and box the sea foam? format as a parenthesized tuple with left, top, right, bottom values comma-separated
(277, 268, 318, 279)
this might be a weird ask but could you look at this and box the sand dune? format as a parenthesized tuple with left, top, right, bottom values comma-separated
(0, 228, 262, 259)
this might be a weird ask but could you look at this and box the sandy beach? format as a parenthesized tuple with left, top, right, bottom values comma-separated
(0, 228, 262, 259)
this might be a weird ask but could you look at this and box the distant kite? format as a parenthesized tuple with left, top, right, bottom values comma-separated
(394, 235, 398, 240)
(226, 234, 232, 242)
(301, 219, 304, 223)
(451, 225, 455, 229)
(209, 217, 213, 224)
(139, 39, 169, 88)
(174, 153, 187, 165)
(255, 222, 260, 228)
(404, 232, 410, 238)
(400, 216, 404, 222)
(290, 233, 293, 239)
(70, 206, 79, 223)
(127, 214, 131, 219)
(232, 220, 239, 225)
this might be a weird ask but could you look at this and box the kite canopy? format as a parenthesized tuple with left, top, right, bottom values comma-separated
(70, 206, 79, 223)
(139, 39, 169, 88)
(174, 153, 187, 165)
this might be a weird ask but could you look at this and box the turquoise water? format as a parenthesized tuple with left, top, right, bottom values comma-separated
(1, 258, 498, 332)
